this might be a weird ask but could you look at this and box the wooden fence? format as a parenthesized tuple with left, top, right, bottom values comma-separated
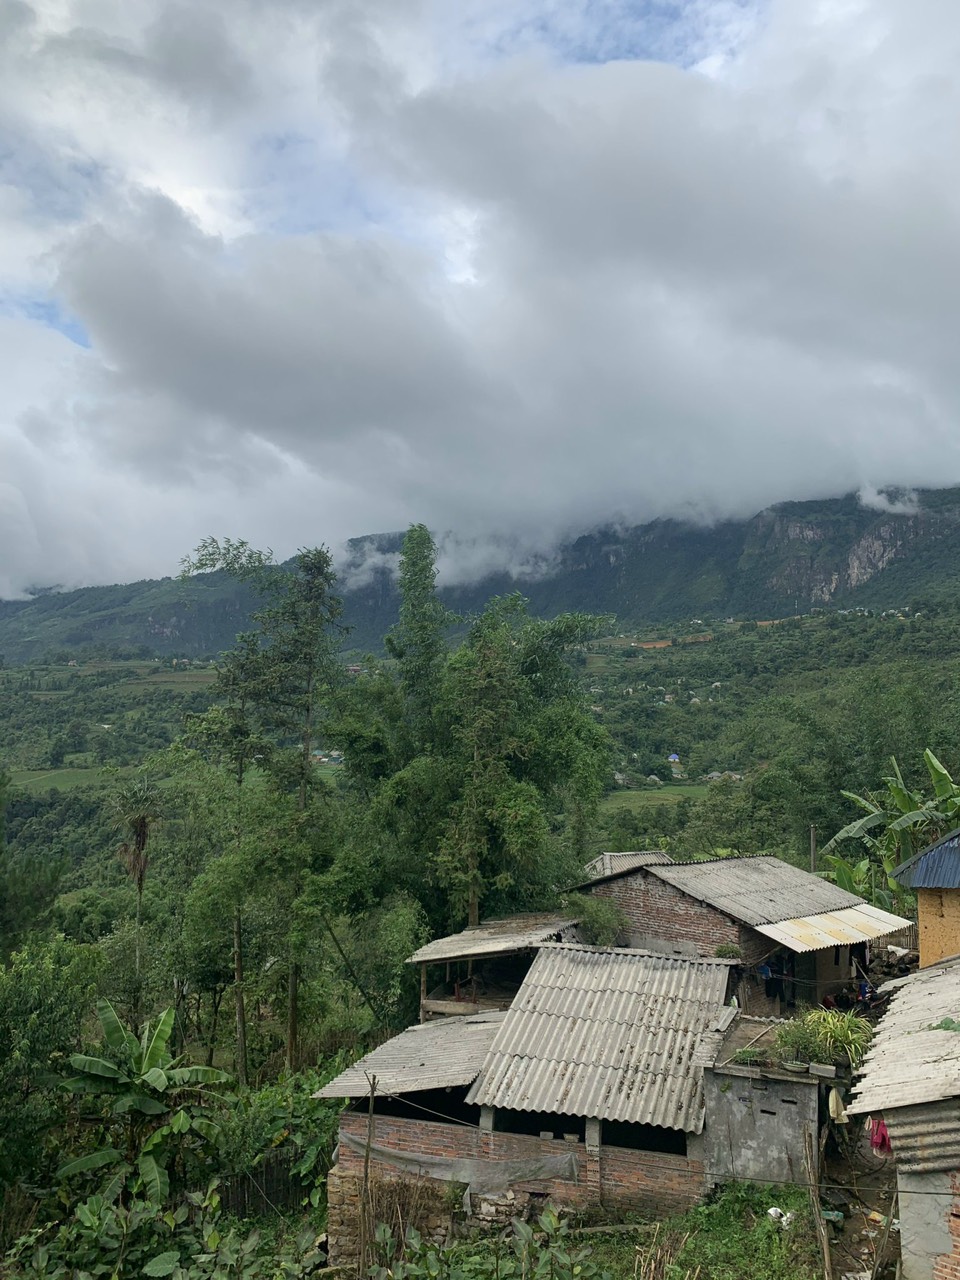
(884, 921, 918, 951)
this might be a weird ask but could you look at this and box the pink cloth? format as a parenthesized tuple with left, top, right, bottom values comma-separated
(867, 1116, 892, 1155)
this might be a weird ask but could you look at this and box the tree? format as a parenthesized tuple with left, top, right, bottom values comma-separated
(0, 767, 64, 958)
(384, 523, 456, 750)
(436, 598, 610, 924)
(111, 775, 164, 1009)
(0, 936, 102, 1190)
(181, 540, 346, 1071)
(59, 998, 231, 1203)
(822, 748, 960, 909)
(339, 558, 611, 932)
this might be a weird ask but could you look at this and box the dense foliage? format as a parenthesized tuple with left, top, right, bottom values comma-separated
(0, 521, 944, 1274)
(0, 527, 613, 1273)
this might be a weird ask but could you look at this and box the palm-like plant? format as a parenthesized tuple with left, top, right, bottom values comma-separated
(111, 777, 163, 987)
(60, 999, 232, 1203)
(822, 749, 960, 910)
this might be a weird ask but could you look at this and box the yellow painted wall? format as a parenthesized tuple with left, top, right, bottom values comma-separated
(917, 888, 960, 967)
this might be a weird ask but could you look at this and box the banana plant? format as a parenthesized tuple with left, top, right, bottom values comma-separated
(821, 749, 960, 911)
(59, 999, 232, 1204)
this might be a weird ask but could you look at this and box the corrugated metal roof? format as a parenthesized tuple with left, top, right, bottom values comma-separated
(582, 851, 674, 881)
(466, 944, 732, 1132)
(893, 827, 960, 889)
(407, 914, 579, 965)
(754, 903, 912, 952)
(648, 857, 863, 927)
(848, 957, 960, 1116)
(883, 1100, 960, 1173)
(313, 1012, 506, 1099)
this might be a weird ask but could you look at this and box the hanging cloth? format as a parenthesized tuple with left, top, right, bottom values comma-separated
(867, 1115, 892, 1155)
(828, 1088, 849, 1125)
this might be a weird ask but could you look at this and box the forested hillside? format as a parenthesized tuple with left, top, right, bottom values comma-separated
(4, 487, 960, 663)
(0, 523, 952, 1275)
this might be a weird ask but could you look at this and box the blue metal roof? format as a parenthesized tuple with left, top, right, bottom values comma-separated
(893, 827, 960, 889)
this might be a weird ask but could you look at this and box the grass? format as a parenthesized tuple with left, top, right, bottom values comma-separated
(599, 785, 708, 813)
(583, 1184, 820, 1280)
(9, 761, 343, 794)
(9, 766, 129, 793)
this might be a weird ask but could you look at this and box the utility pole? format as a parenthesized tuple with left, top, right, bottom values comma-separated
(809, 824, 817, 874)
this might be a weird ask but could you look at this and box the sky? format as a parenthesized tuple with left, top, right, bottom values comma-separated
(3, 0, 960, 595)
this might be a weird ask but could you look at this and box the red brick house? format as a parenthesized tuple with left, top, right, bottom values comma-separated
(580, 854, 911, 1015)
(318, 945, 736, 1260)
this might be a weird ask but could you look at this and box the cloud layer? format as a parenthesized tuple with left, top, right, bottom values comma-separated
(3, 0, 960, 595)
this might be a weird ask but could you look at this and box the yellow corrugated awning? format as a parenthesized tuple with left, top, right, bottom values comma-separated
(754, 904, 912, 952)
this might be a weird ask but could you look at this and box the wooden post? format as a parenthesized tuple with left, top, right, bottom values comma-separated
(810, 824, 817, 874)
(869, 1190, 898, 1280)
(359, 1073, 378, 1275)
(804, 1129, 831, 1280)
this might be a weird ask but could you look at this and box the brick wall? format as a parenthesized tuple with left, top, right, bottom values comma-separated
(932, 1172, 960, 1280)
(329, 1111, 706, 1262)
(336, 1111, 588, 1206)
(600, 1145, 704, 1217)
(591, 870, 740, 956)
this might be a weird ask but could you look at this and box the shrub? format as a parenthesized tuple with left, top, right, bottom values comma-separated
(775, 1009, 872, 1067)
(564, 894, 625, 947)
(774, 1017, 821, 1064)
(802, 1008, 873, 1067)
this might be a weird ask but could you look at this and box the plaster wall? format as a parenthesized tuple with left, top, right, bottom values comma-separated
(701, 1067, 818, 1187)
(899, 1168, 953, 1280)
(918, 889, 960, 968)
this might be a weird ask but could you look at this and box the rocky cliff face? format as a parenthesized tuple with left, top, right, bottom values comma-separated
(4, 489, 960, 662)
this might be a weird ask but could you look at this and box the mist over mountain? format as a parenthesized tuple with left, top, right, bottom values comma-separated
(2, 488, 959, 665)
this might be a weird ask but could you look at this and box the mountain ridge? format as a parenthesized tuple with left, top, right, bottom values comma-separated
(3, 487, 960, 663)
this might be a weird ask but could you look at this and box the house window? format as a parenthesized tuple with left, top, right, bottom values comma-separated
(601, 1120, 687, 1156)
(494, 1111, 586, 1141)
(362, 1087, 480, 1126)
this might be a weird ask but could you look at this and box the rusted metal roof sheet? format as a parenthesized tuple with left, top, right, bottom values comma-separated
(754, 903, 912, 952)
(893, 827, 960, 889)
(883, 1100, 960, 1173)
(848, 957, 960, 1117)
(466, 944, 732, 1132)
(582, 851, 674, 882)
(406, 914, 580, 965)
(313, 1012, 506, 1099)
(648, 857, 863, 927)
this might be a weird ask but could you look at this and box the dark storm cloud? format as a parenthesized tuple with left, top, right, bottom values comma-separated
(3, 0, 960, 593)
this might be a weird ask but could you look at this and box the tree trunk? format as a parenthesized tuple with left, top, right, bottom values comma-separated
(468, 882, 479, 928)
(233, 907, 248, 1087)
(285, 961, 299, 1073)
(206, 988, 223, 1068)
(133, 884, 143, 1026)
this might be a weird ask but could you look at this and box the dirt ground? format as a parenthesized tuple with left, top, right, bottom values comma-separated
(823, 1124, 899, 1280)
